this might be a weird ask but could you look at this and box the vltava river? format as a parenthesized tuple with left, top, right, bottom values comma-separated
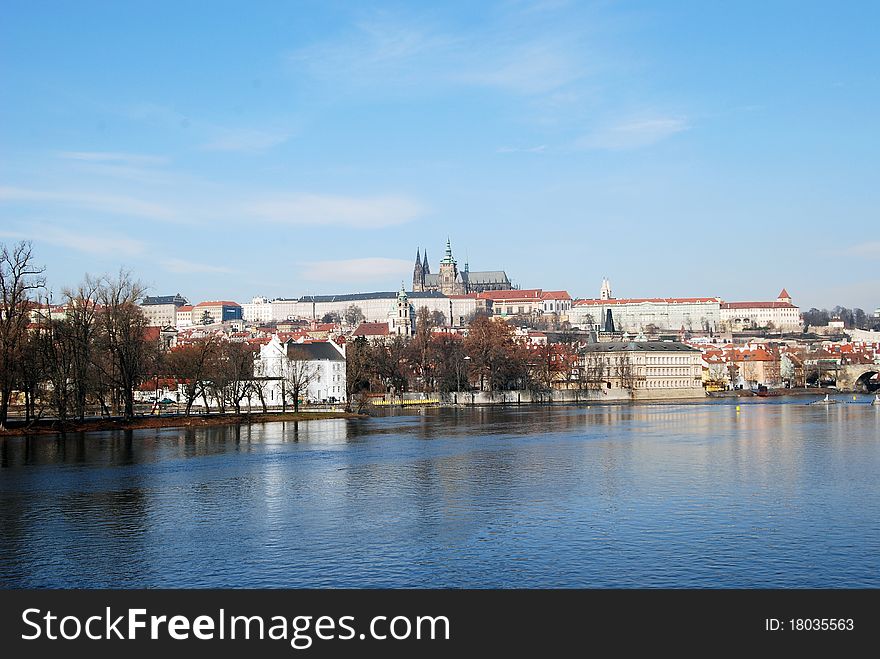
(2, 397, 879, 588)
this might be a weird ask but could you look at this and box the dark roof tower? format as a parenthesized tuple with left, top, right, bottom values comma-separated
(604, 308, 616, 333)
(412, 249, 424, 291)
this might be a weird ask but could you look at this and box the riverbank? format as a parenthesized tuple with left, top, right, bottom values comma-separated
(707, 387, 838, 398)
(0, 410, 367, 437)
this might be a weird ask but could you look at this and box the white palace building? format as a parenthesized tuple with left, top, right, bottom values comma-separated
(571, 280, 801, 334)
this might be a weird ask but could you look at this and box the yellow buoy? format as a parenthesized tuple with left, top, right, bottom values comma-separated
(736, 405, 740, 412)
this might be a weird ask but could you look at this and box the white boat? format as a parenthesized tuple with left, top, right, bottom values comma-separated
(872, 394, 880, 406)
(809, 394, 837, 405)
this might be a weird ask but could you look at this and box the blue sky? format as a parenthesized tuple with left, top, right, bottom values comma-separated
(1, 0, 878, 310)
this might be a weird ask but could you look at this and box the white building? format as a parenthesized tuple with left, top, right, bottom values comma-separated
(540, 291, 573, 318)
(140, 294, 188, 327)
(390, 285, 414, 337)
(255, 336, 347, 404)
(242, 296, 274, 324)
(571, 279, 721, 333)
(580, 340, 705, 399)
(719, 289, 801, 331)
(572, 297, 722, 333)
(267, 291, 481, 326)
(176, 305, 194, 328)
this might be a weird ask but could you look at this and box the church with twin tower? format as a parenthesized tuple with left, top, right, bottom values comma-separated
(412, 239, 513, 296)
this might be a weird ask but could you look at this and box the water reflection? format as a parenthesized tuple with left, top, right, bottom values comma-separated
(1, 401, 879, 588)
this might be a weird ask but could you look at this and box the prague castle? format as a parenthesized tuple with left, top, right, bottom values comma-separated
(412, 239, 513, 296)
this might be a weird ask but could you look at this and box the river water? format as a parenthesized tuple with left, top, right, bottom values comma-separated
(2, 396, 879, 588)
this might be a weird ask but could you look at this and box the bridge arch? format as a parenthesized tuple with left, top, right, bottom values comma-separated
(835, 364, 880, 391)
(854, 370, 879, 392)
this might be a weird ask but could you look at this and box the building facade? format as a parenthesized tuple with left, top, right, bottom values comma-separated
(242, 296, 274, 323)
(580, 341, 705, 399)
(412, 240, 513, 295)
(390, 285, 414, 337)
(254, 336, 347, 404)
(191, 301, 243, 325)
(571, 279, 721, 333)
(572, 297, 722, 333)
(719, 289, 801, 331)
(268, 291, 482, 327)
(140, 294, 188, 327)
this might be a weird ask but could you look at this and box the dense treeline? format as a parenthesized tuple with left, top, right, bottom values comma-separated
(802, 306, 877, 330)
(0, 240, 169, 428)
(0, 241, 609, 426)
(344, 308, 599, 412)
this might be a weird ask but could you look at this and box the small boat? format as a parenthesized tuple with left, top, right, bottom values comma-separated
(872, 394, 880, 406)
(808, 394, 837, 406)
(755, 385, 782, 397)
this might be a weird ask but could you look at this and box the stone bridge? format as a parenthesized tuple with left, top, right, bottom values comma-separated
(835, 364, 880, 391)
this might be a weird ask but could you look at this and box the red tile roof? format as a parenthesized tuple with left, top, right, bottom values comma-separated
(477, 289, 543, 300)
(540, 291, 571, 300)
(778, 289, 790, 299)
(352, 322, 390, 336)
(721, 301, 797, 309)
(575, 297, 720, 306)
(195, 300, 241, 307)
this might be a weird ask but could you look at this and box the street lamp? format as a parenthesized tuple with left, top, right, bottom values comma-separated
(458, 355, 471, 393)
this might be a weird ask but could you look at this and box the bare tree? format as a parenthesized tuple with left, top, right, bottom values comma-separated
(614, 352, 636, 394)
(0, 241, 45, 429)
(409, 306, 437, 392)
(463, 316, 525, 392)
(39, 310, 76, 423)
(246, 377, 272, 413)
(345, 335, 374, 412)
(580, 352, 607, 394)
(343, 304, 365, 327)
(219, 342, 256, 414)
(284, 348, 317, 413)
(96, 271, 149, 420)
(166, 336, 221, 415)
(727, 362, 740, 389)
(431, 334, 466, 393)
(16, 326, 47, 423)
(374, 335, 410, 395)
(62, 275, 101, 420)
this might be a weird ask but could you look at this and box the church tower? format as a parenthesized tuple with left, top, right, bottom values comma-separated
(412, 249, 424, 292)
(391, 282, 413, 337)
(439, 238, 459, 296)
(600, 277, 613, 301)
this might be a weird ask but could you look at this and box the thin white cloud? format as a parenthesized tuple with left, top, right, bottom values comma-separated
(57, 151, 168, 166)
(160, 258, 236, 274)
(288, 17, 453, 84)
(0, 186, 179, 221)
(847, 242, 880, 259)
(249, 193, 424, 228)
(497, 144, 548, 154)
(455, 41, 584, 95)
(201, 129, 292, 153)
(576, 117, 689, 150)
(288, 15, 586, 97)
(122, 102, 293, 153)
(301, 258, 412, 283)
(0, 224, 145, 256)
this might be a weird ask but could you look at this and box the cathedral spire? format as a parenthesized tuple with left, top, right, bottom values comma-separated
(412, 248, 424, 292)
(441, 237, 456, 265)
